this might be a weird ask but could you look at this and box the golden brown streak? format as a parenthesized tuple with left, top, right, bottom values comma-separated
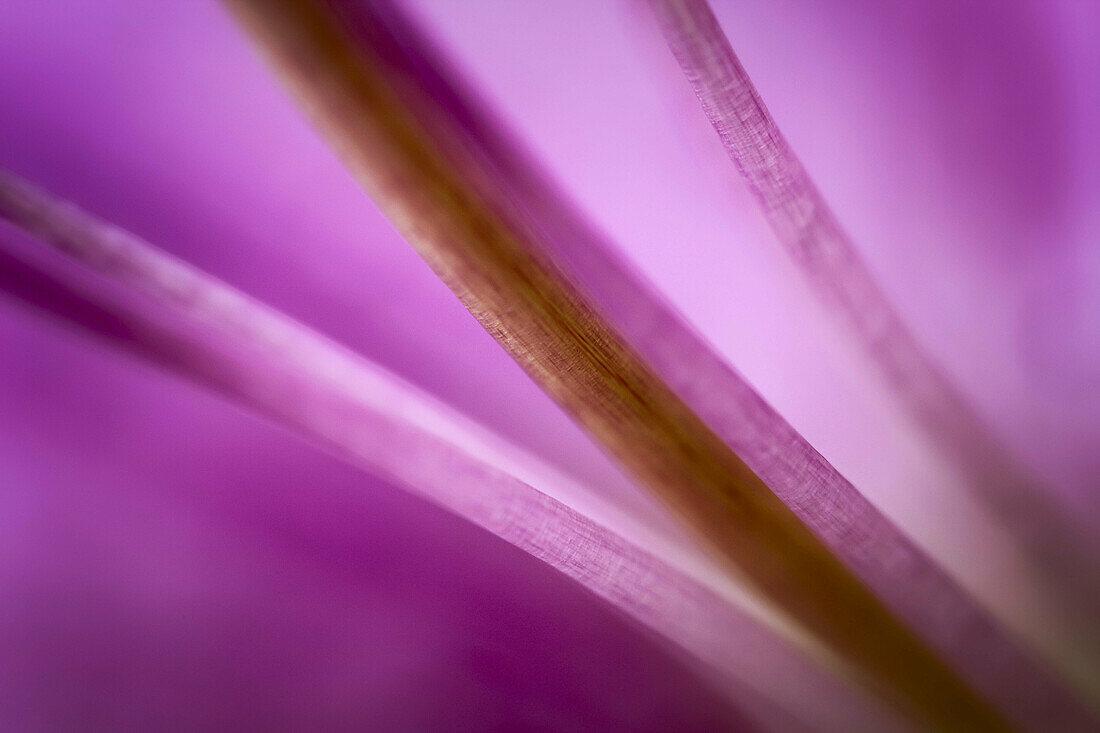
(223, 0, 1007, 728)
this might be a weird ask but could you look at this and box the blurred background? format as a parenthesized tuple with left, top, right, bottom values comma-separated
(1, 1, 1097, 728)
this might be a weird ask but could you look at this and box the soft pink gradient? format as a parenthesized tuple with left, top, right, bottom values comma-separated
(0, 0, 1097, 728)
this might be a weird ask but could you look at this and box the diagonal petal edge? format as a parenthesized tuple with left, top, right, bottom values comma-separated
(648, 0, 1100, 657)
(0, 166, 910, 732)
(218, 0, 1058, 727)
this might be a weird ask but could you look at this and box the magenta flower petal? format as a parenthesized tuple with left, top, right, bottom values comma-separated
(0, 290, 747, 731)
(219, 0, 1090, 726)
(0, 0, 1096, 728)
(649, 0, 1099, 638)
(0, 169, 908, 730)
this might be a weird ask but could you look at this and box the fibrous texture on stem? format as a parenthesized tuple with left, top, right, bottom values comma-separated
(218, 0, 1093, 728)
(648, 0, 1099, 643)
(1, 167, 923, 732)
